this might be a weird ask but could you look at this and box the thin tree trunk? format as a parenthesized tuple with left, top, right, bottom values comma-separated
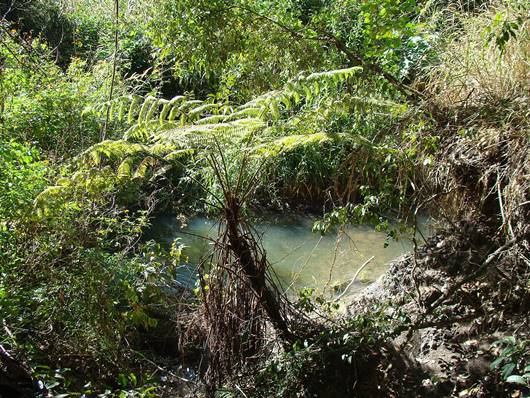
(224, 195, 295, 344)
(101, 0, 119, 141)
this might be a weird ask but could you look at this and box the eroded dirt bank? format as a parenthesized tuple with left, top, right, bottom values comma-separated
(349, 220, 529, 397)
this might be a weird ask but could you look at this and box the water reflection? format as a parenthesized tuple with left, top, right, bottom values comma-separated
(151, 214, 425, 295)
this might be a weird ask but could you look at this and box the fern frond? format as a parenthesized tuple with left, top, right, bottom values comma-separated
(195, 115, 227, 125)
(306, 66, 362, 83)
(178, 100, 204, 113)
(225, 107, 264, 121)
(83, 66, 372, 153)
(34, 185, 67, 212)
(189, 103, 219, 117)
(164, 148, 195, 161)
(128, 95, 142, 124)
(77, 140, 144, 165)
(253, 132, 350, 158)
(117, 157, 134, 179)
(134, 156, 157, 178)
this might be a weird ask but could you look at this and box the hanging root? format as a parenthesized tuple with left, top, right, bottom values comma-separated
(195, 147, 313, 391)
(198, 194, 311, 390)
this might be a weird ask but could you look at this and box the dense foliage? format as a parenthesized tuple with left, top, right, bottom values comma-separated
(0, 0, 528, 396)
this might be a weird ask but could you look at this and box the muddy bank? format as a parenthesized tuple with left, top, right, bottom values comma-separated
(349, 221, 529, 397)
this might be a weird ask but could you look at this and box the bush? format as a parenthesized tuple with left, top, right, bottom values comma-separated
(0, 36, 120, 158)
(0, 0, 76, 66)
(0, 140, 47, 221)
(0, 164, 185, 393)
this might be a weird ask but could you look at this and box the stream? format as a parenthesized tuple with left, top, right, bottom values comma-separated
(151, 214, 431, 296)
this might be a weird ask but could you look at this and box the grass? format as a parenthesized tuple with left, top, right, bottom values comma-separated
(425, 0, 529, 123)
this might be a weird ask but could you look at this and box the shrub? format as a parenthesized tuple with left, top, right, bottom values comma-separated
(0, 35, 121, 158)
(0, 164, 186, 393)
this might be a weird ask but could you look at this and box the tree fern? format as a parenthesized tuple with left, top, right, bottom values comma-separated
(80, 66, 398, 161)
(84, 66, 365, 137)
(43, 65, 404, 212)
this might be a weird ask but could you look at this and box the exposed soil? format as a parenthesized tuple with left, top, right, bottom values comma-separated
(349, 221, 530, 397)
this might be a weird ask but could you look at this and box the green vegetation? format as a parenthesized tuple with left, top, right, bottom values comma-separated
(0, 0, 528, 397)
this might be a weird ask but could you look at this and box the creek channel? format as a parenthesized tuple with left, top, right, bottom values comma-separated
(150, 214, 431, 297)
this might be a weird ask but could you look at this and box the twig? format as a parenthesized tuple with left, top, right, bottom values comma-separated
(132, 350, 192, 384)
(235, 385, 249, 398)
(335, 256, 375, 300)
(3, 320, 15, 340)
(284, 235, 324, 294)
(410, 227, 423, 308)
(429, 238, 516, 310)
(325, 232, 341, 292)
(496, 172, 514, 239)
(0, 343, 33, 382)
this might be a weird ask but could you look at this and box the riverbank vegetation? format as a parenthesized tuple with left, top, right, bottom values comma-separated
(0, 0, 528, 396)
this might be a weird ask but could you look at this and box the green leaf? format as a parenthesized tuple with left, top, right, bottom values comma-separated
(270, 101, 280, 120)
(505, 336, 516, 345)
(46, 381, 60, 389)
(117, 157, 133, 179)
(313, 81, 320, 96)
(490, 356, 504, 369)
(118, 373, 128, 387)
(280, 95, 292, 110)
(168, 105, 180, 121)
(159, 101, 172, 123)
(129, 372, 137, 387)
(138, 97, 156, 123)
(127, 95, 141, 124)
(145, 100, 160, 122)
(118, 100, 126, 122)
(502, 363, 516, 379)
(506, 375, 527, 385)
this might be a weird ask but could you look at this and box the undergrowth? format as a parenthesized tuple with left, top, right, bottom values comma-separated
(0, 0, 528, 396)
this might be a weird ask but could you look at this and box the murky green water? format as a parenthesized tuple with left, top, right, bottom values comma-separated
(151, 214, 428, 295)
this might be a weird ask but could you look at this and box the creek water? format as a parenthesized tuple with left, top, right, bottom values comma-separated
(151, 214, 429, 296)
